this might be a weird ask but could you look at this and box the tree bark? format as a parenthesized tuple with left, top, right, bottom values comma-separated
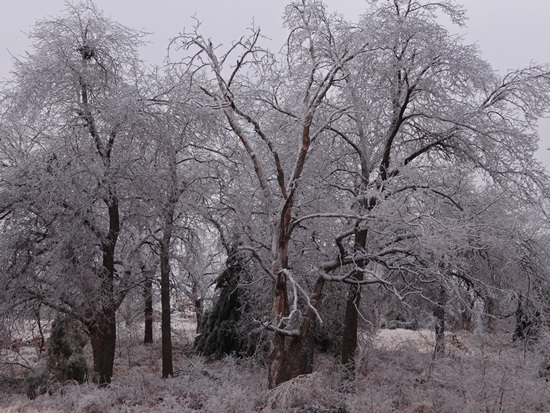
(159, 146, 178, 379)
(341, 278, 362, 381)
(193, 296, 203, 334)
(268, 271, 290, 388)
(88, 306, 116, 384)
(160, 237, 173, 378)
(340, 227, 368, 383)
(285, 277, 326, 380)
(483, 295, 496, 334)
(87, 198, 120, 385)
(79, 71, 121, 384)
(143, 275, 153, 345)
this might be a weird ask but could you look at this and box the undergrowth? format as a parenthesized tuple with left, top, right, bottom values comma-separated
(2, 331, 550, 412)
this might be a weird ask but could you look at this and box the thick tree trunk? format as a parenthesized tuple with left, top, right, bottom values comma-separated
(285, 277, 326, 379)
(341, 276, 362, 382)
(268, 271, 290, 388)
(160, 238, 173, 378)
(143, 276, 153, 345)
(340, 227, 368, 383)
(87, 199, 120, 385)
(433, 286, 447, 357)
(79, 77, 122, 385)
(284, 332, 309, 381)
(88, 307, 117, 384)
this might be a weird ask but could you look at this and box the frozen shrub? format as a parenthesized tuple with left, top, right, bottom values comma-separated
(24, 371, 49, 400)
(47, 315, 88, 383)
(75, 393, 108, 413)
(264, 372, 345, 412)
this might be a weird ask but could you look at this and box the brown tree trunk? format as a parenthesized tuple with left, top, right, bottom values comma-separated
(340, 227, 368, 383)
(160, 238, 173, 378)
(268, 271, 290, 388)
(88, 306, 117, 384)
(341, 277, 362, 382)
(87, 198, 120, 385)
(285, 277, 326, 380)
(143, 275, 153, 345)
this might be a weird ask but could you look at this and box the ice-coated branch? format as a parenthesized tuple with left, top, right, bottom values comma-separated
(239, 245, 276, 281)
(254, 319, 300, 337)
(281, 269, 323, 324)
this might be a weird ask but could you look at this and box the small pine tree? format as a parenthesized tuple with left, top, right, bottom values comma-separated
(194, 248, 260, 359)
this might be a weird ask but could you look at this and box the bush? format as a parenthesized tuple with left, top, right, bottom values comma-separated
(47, 315, 88, 383)
(24, 371, 49, 400)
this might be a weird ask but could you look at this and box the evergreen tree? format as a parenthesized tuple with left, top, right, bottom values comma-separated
(194, 249, 256, 359)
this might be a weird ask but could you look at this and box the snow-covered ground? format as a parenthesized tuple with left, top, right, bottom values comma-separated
(2, 322, 548, 412)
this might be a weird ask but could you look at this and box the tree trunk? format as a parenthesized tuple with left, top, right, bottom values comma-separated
(341, 277, 362, 383)
(340, 227, 368, 383)
(193, 296, 203, 334)
(483, 295, 496, 334)
(433, 286, 447, 357)
(88, 306, 116, 385)
(160, 238, 173, 378)
(268, 271, 290, 388)
(513, 294, 541, 343)
(87, 198, 120, 384)
(143, 275, 153, 345)
(285, 277, 326, 380)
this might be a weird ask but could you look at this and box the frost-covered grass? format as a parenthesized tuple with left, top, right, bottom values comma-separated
(2, 329, 550, 412)
(351, 331, 550, 413)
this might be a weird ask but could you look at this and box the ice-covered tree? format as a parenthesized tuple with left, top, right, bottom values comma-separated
(0, 1, 148, 384)
(320, 0, 550, 379)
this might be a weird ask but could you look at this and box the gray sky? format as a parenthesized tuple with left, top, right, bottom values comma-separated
(1, 0, 549, 164)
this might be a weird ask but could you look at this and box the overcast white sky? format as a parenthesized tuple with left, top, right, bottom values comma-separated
(1, 0, 549, 163)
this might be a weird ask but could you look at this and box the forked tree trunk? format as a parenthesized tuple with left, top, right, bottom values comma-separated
(267, 203, 327, 387)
